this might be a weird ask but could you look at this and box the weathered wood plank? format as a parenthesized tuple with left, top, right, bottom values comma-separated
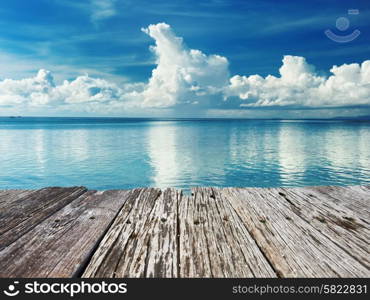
(178, 193, 211, 277)
(0, 190, 130, 278)
(271, 187, 370, 267)
(222, 187, 370, 277)
(0, 187, 87, 250)
(178, 187, 276, 278)
(144, 188, 179, 277)
(301, 186, 370, 221)
(83, 188, 179, 278)
(0, 185, 368, 278)
(0, 190, 34, 209)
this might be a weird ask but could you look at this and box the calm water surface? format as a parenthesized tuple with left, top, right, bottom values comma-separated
(0, 118, 369, 190)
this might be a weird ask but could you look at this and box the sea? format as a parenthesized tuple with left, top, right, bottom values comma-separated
(0, 117, 369, 191)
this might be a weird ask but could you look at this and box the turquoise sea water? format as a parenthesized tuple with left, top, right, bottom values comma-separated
(0, 117, 369, 190)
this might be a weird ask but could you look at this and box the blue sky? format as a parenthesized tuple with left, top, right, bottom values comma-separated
(0, 0, 369, 118)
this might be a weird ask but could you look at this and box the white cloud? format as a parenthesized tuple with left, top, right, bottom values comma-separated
(0, 69, 134, 112)
(140, 23, 229, 107)
(0, 23, 229, 112)
(226, 55, 370, 107)
(56, 0, 117, 23)
(90, 0, 117, 22)
(0, 23, 370, 116)
(0, 69, 54, 106)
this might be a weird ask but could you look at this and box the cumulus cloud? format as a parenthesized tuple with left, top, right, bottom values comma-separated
(226, 55, 370, 107)
(0, 22, 369, 115)
(0, 69, 55, 106)
(0, 69, 135, 112)
(140, 23, 229, 107)
(0, 22, 229, 112)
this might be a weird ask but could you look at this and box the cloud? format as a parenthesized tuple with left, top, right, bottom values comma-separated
(0, 22, 228, 112)
(57, 0, 117, 23)
(0, 69, 55, 106)
(0, 23, 369, 116)
(90, 0, 117, 22)
(225, 55, 370, 108)
(140, 23, 229, 107)
(0, 69, 136, 112)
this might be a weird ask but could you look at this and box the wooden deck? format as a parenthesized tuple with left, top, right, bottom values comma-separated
(0, 186, 369, 278)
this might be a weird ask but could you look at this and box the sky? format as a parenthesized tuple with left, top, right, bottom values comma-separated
(0, 0, 369, 118)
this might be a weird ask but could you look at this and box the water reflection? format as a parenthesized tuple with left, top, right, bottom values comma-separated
(324, 128, 353, 169)
(34, 129, 46, 172)
(0, 119, 369, 189)
(147, 122, 229, 189)
(324, 125, 370, 181)
(147, 123, 180, 188)
(278, 124, 307, 184)
(57, 130, 91, 163)
(357, 128, 370, 177)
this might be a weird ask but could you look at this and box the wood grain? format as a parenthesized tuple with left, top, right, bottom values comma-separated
(221, 187, 370, 277)
(82, 188, 179, 278)
(0, 187, 87, 250)
(271, 187, 370, 268)
(0, 190, 34, 209)
(0, 190, 130, 278)
(301, 186, 370, 221)
(178, 187, 276, 277)
(0, 185, 368, 278)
